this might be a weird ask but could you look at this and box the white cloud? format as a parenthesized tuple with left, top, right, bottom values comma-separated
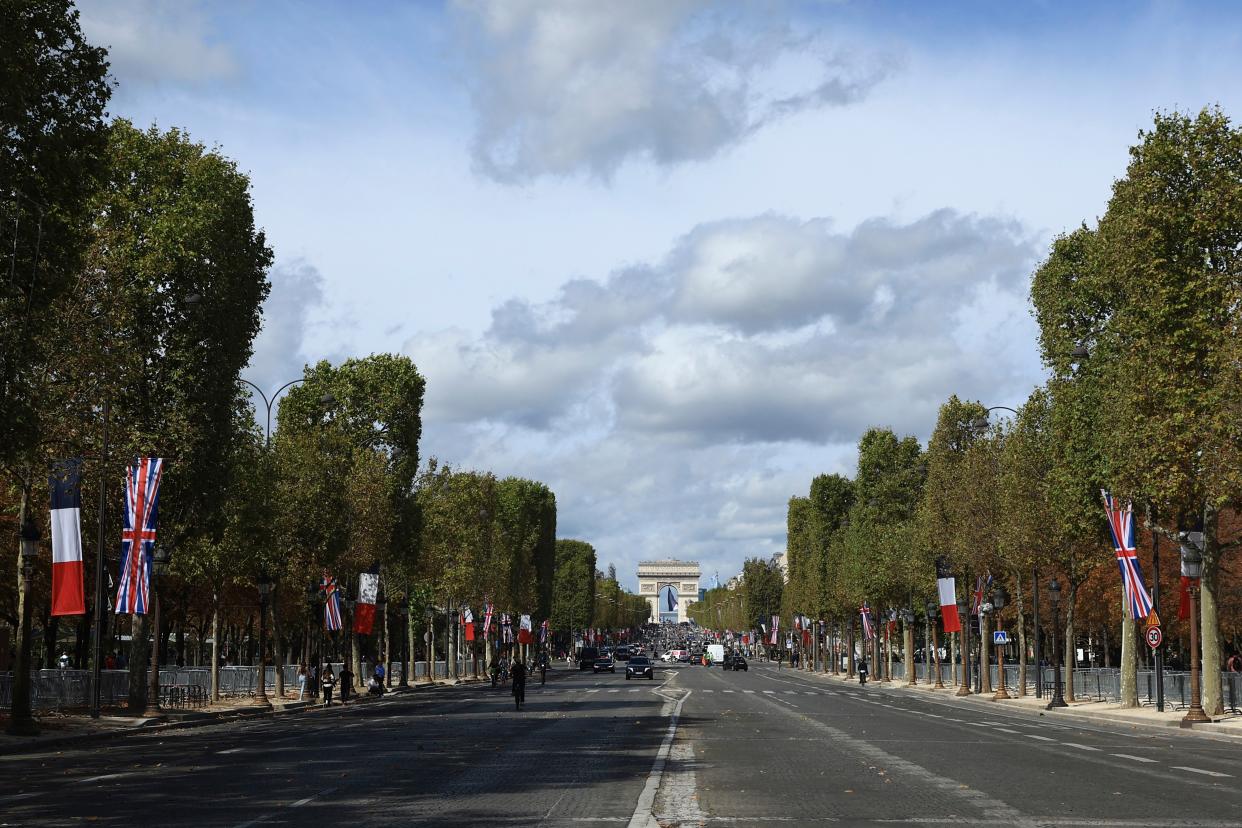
(451, 0, 891, 182)
(78, 0, 239, 87)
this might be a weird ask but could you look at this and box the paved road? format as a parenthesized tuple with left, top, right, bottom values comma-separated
(1, 661, 1239, 826)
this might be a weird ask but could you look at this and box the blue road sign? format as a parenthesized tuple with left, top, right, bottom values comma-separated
(993, 630, 1009, 644)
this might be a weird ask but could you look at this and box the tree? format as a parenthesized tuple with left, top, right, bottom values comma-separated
(741, 557, 783, 634)
(552, 539, 596, 634)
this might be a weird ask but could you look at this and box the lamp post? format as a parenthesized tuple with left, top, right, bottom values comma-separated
(1046, 578, 1067, 709)
(376, 595, 388, 687)
(956, 598, 971, 696)
(306, 580, 321, 700)
(7, 519, 41, 735)
(397, 602, 409, 688)
(254, 572, 274, 709)
(926, 602, 944, 689)
(345, 596, 357, 694)
(1179, 532, 1210, 725)
(143, 545, 172, 717)
(991, 584, 1009, 701)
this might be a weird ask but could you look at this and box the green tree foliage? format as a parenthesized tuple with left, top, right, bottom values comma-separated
(552, 539, 596, 631)
(740, 557, 783, 631)
(0, 0, 111, 467)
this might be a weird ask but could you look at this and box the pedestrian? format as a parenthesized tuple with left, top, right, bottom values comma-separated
(309, 662, 320, 699)
(777, 650, 784, 670)
(297, 663, 308, 700)
(321, 665, 336, 707)
(375, 662, 385, 684)
(104, 652, 117, 670)
(339, 665, 354, 703)
(539, 651, 548, 685)
(512, 659, 527, 710)
(58, 651, 70, 669)
(1228, 653, 1241, 673)
(858, 657, 869, 686)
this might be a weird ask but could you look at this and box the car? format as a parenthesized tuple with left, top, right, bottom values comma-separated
(593, 655, 616, 673)
(625, 656, 655, 680)
(725, 654, 748, 671)
(614, 646, 631, 661)
(577, 647, 600, 670)
(676, 652, 692, 663)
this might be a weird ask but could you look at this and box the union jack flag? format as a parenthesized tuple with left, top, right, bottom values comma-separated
(860, 602, 874, 641)
(501, 613, 513, 644)
(483, 601, 494, 639)
(115, 458, 163, 615)
(320, 572, 342, 631)
(1102, 490, 1154, 621)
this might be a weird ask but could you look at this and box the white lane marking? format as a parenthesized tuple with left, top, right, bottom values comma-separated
(80, 773, 129, 783)
(784, 691, 798, 695)
(607, 689, 620, 694)
(701, 689, 714, 693)
(291, 786, 337, 807)
(994, 728, 1020, 734)
(627, 690, 692, 828)
(1025, 735, 1055, 742)
(0, 793, 40, 803)
(218, 747, 245, 754)
(1111, 754, 1157, 763)
(1063, 743, 1101, 752)
(587, 689, 601, 694)
(722, 690, 735, 694)
(743, 690, 756, 694)
(1172, 766, 1232, 778)
(762, 690, 775, 694)
(925, 713, 943, 718)
(629, 688, 641, 693)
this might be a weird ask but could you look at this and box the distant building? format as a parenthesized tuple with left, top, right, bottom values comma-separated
(774, 551, 789, 583)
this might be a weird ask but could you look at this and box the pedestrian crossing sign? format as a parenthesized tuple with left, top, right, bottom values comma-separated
(993, 630, 1009, 644)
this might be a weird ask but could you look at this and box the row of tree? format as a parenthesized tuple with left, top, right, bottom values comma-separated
(1, 2, 642, 713)
(770, 108, 1242, 716)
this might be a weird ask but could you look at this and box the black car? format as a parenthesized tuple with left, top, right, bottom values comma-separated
(625, 656, 655, 680)
(577, 647, 599, 670)
(593, 655, 616, 673)
(724, 654, 748, 671)
(614, 646, 631, 661)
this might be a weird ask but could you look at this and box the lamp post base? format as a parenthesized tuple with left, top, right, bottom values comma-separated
(1045, 693, 1067, 709)
(252, 693, 273, 710)
(955, 683, 971, 696)
(1181, 707, 1211, 726)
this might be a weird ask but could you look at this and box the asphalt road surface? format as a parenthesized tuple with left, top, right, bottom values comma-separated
(1, 661, 1239, 827)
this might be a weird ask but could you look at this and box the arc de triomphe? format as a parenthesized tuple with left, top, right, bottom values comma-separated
(637, 560, 700, 624)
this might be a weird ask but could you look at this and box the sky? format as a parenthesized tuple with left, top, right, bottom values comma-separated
(78, 0, 1242, 591)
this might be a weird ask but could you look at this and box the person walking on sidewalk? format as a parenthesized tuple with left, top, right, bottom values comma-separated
(321, 665, 336, 707)
(297, 663, 308, 700)
(339, 665, 354, 704)
(512, 659, 527, 710)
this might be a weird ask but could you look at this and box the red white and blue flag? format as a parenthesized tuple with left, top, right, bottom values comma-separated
(501, 614, 513, 644)
(115, 458, 163, 615)
(935, 557, 961, 633)
(50, 460, 85, 616)
(1102, 490, 1154, 621)
(353, 570, 379, 634)
(518, 614, 533, 645)
(463, 607, 475, 642)
(321, 572, 342, 631)
(769, 615, 779, 645)
(539, 619, 549, 644)
(860, 602, 874, 641)
(483, 602, 494, 639)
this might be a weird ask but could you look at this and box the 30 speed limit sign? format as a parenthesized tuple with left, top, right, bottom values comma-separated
(1145, 625, 1163, 649)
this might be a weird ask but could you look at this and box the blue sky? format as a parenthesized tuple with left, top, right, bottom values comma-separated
(78, 0, 1242, 590)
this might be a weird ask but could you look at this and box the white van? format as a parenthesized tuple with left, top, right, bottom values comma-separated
(707, 644, 725, 664)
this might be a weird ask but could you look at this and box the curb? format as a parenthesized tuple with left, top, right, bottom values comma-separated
(787, 666, 1242, 743)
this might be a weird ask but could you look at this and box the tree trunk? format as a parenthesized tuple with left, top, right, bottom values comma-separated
(950, 631, 958, 685)
(272, 585, 285, 700)
(980, 609, 992, 694)
(1064, 586, 1077, 702)
(43, 612, 59, 669)
(127, 612, 149, 713)
(1120, 608, 1138, 707)
(1200, 505, 1224, 716)
(210, 597, 220, 702)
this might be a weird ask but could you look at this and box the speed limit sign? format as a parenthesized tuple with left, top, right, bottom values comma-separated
(1146, 625, 1163, 649)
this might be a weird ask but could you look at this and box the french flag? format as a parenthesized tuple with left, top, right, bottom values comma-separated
(353, 571, 379, 634)
(50, 460, 85, 616)
(936, 557, 961, 634)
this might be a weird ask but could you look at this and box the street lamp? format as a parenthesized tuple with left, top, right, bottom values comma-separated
(376, 595, 388, 686)
(1179, 532, 1210, 725)
(7, 519, 41, 735)
(1046, 578, 1067, 709)
(956, 598, 971, 696)
(306, 580, 321, 700)
(991, 584, 1009, 701)
(397, 602, 409, 687)
(926, 601, 944, 689)
(254, 572, 274, 709)
(144, 545, 173, 717)
(345, 595, 357, 693)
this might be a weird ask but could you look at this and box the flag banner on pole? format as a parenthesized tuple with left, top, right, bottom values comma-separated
(501, 614, 513, 644)
(666, 588, 678, 612)
(518, 614, 533, 645)
(115, 457, 163, 615)
(1101, 490, 1155, 621)
(936, 557, 961, 633)
(769, 615, 779, 645)
(860, 602, 874, 641)
(353, 571, 379, 634)
(463, 607, 475, 641)
(321, 572, 342, 631)
(483, 602, 494, 640)
(540, 619, 549, 643)
(50, 459, 85, 616)
(1178, 576, 1192, 620)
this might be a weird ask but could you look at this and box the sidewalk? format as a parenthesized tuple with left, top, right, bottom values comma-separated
(0, 675, 489, 757)
(787, 665, 1242, 740)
